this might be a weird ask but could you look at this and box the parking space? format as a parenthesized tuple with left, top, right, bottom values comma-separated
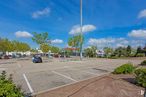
(0, 58, 144, 95)
(53, 68, 93, 81)
(26, 71, 73, 93)
(23, 67, 109, 93)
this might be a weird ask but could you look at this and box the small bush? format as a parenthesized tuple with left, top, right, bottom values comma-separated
(135, 68, 146, 88)
(113, 63, 135, 74)
(141, 60, 146, 66)
(0, 71, 24, 97)
(136, 53, 145, 57)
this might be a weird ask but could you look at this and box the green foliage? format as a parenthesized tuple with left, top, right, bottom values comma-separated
(0, 71, 24, 97)
(113, 47, 127, 57)
(135, 46, 143, 57)
(68, 35, 84, 48)
(134, 68, 146, 87)
(32, 32, 49, 45)
(64, 50, 72, 57)
(68, 35, 84, 54)
(141, 60, 146, 66)
(126, 45, 132, 57)
(84, 46, 97, 57)
(12, 41, 30, 52)
(51, 46, 60, 53)
(40, 44, 60, 54)
(103, 47, 113, 57)
(0, 38, 30, 53)
(0, 39, 13, 52)
(30, 49, 38, 53)
(59, 49, 71, 57)
(113, 63, 135, 74)
(136, 53, 145, 57)
(40, 43, 50, 53)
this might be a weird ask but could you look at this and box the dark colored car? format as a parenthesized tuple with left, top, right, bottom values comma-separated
(32, 55, 42, 63)
(54, 54, 59, 58)
(4, 55, 10, 59)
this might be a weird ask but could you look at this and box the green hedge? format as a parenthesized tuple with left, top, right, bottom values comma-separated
(113, 63, 135, 74)
(135, 68, 146, 88)
(141, 60, 146, 66)
(0, 71, 24, 97)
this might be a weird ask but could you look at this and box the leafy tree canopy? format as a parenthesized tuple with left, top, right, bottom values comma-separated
(32, 32, 49, 45)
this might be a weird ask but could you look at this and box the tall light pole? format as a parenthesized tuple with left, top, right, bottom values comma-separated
(80, 0, 83, 60)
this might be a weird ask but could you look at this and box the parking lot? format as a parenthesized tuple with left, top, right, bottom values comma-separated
(0, 57, 144, 95)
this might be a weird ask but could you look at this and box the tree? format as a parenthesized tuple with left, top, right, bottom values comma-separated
(30, 49, 38, 54)
(0, 38, 30, 54)
(51, 46, 60, 53)
(68, 35, 84, 56)
(40, 43, 50, 53)
(84, 46, 97, 57)
(32, 32, 49, 45)
(68, 37, 75, 47)
(135, 46, 143, 57)
(68, 35, 81, 48)
(143, 44, 146, 56)
(12, 41, 30, 52)
(126, 45, 132, 57)
(103, 47, 113, 57)
(0, 39, 12, 53)
(114, 47, 126, 57)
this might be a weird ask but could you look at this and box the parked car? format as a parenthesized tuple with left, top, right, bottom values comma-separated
(15, 54, 21, 58)
(54, 54, 59, 58)
(32, 55, 42, 63)
(3, 55, 10, 59)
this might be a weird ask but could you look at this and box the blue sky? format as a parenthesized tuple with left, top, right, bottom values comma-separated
(0, 0, 146, 48)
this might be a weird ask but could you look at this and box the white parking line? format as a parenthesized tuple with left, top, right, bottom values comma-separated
(23, 73, 34, 93)
(52, 71, 77, 82)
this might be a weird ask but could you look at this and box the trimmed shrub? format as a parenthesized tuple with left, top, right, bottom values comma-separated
(113, 63, 135, 74)
(135, 68, 146, 88)
(141, 60, 146, 66)
(0, 71, 24, 97)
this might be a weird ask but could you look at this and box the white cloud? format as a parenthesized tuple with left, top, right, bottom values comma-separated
(88, 37, 129, 48)
(116, 44, 125, 47)
(138, 9, 146, 18)
(51, 39, 63, 44)
(130, 40, 144, 48)
(128, 29, 146, 39)
(69, 24, 96, 35)
(88, 37, 145, 48)
(32, 7, 50, 19)
(15, 31, 32, 38)
(88, 38, 115, 45)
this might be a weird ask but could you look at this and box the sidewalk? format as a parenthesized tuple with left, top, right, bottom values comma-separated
(34, 74, 144, 97)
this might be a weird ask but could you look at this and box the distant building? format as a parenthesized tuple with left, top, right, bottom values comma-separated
(6, 51, 31, 56)
(96, 50, 105, 57)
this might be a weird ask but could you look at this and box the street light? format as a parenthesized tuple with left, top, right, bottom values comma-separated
(80, 0, 83, 60)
